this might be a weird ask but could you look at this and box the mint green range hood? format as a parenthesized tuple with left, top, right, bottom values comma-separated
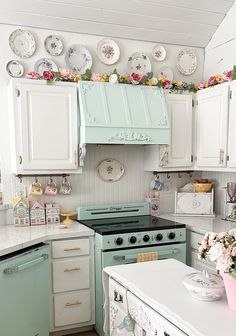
(77, 81, 170, 163)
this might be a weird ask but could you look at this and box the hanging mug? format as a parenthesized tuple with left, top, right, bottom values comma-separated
(29, 178, 43, 196)
(59, 177, 72, 195)
(150, 178, 164, 191)
(44, 177, 58, 196)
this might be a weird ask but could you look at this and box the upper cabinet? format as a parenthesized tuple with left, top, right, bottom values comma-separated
(195, 81, 236, 170)
(8, 79, 80, 173)
(78, 81, 170, 145)
(144, 93, 193, 171)
(196, 85, 229, 168)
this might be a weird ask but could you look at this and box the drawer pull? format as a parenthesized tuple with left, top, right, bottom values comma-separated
(65, 300, 81, 307)
(64, 247, 81, 251)
(64, 267, 80, 272)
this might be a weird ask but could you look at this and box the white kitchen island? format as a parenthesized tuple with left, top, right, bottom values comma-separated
(103, 259, 236, 336)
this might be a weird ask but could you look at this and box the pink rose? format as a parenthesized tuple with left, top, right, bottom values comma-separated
(129, 73, 143, 85)
(208, 76, 217, 86)
(43, 70, 54, 81)
(223, 70, 233, 81)
(60, 69, 71, 78)
(198, 83, 206, 90)
(163, 79, 171, 89)
(91, 73, 102, 82)
(217, 232, 227, 240)
(26, 71, 40, 80)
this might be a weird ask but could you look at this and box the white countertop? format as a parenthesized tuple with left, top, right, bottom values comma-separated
(0, 222, 94, 256)
(160, 213, 236, 235)
(104, 259, 236, 336)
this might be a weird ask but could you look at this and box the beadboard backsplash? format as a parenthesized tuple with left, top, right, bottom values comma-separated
(3, 144, 197, 224)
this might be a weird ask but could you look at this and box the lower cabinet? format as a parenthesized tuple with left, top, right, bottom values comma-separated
(50, 237, 95, 333)
(187, 230, 217, 274)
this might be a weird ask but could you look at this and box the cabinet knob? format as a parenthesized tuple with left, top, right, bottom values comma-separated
(219, 149, 224, 165)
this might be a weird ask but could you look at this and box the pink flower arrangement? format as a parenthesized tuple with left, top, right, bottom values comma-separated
(91, 73, 102, 82)
(198, 229, 236, 279)
(60, 69, 72, 79)
(129, 73, 143, 85)
(43, 70, 54, 81)
(26, 71, 40, 80)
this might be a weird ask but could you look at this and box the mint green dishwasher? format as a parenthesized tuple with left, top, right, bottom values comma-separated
(0, 243, 49, 336)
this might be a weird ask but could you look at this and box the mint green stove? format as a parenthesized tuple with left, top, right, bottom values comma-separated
(77, 203, 186, 336)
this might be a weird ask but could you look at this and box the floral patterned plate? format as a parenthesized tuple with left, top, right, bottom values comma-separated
(9, 29, 36, 58)
(97, 159, 125, 182)
(97, 38, 120, 65)
(65, 44, 92, 75)
(157, 66, 174, 81)
(152, 45, 166, 61)
(6, 60, 24, 77)
(177, 48, 197, 75)
(128, 52, 151, 75)
(44, 35, 64, 56)
(34, 58, 58, 75)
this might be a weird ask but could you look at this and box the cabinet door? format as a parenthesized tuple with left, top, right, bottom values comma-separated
(227, 85, 236, 167)
(17, 82, 78, 170)
(196, 86, 229, 167)
(165, 94, 192, 167)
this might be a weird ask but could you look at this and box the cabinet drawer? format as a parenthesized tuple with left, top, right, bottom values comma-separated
(54, 290, 91, 327)
(52, 257, 90, 293)
(191, 231, 203, 250)
(52, 238, 89, 258)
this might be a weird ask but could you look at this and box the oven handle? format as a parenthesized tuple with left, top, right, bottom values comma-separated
(113, 248, 180, 262)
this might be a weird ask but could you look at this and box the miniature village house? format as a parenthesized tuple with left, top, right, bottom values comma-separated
(13, 195, 30, 226)
(30, 200, 45, 225)
(45, 203, 60, 224)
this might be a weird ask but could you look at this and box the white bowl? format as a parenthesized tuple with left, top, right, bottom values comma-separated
(183, 270, 225, 301)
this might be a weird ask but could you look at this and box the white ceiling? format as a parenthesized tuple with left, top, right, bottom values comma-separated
(0, 0, 234, 47)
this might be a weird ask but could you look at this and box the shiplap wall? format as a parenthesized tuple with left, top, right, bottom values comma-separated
(204, 1, 236, 78)
(0, 0, 233, 48)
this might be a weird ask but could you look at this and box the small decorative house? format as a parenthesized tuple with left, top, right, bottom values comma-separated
(30, 200, 45, 226)
(45, 203, 60, 224)
(13, 195, 30, 226)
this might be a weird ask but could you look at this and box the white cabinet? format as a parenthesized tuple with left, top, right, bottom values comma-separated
(227, 84, 236, 168)
(8, 79, 80, 173)
(144, 93, 193, 171)
(50, 237, 95, 332)
(196, 85, 229, 168)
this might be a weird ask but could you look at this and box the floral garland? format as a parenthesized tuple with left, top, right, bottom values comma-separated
(26, 66, 236, 93)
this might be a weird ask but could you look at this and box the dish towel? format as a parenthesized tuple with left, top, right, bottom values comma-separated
(136, 251, 158, 263)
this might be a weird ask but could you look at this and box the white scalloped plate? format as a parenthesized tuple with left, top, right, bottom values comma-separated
(65, 44, 92, 75)
(97, 159, 125, 182)
(9, 29, 36, 58)
(177, 48, 197, 75)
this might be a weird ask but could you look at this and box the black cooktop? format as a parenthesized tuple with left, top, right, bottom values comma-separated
(78, 215, 185, 235)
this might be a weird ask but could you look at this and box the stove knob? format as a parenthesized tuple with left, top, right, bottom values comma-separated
(115, 237, 123, 245)
(129, 236, 137, 244)
(143, 235, 150, 242)
(168, 232, 176, 240)
(155, 233, 163, 241)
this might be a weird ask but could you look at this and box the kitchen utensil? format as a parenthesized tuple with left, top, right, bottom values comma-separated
(152, 45, 166, 61)
(59, 177, 72, 195)
(60, 211, 77, 225)
(97, 159, 125, 182)
(34, 58, 58, 75)
(150, 179, 164, 191)
(177, 48, 197, 75)
(44, 35, 64, 56)
(6, 60, 24, 77)
(29, 178, 43, 196)
(128, 52, 151, 75)
(183, 270, 225, 301)
(157, 66, 174, 81)
(227, 182, 236, 202)
(9, 29, 36, 58)
(192, 182, 212, 193)
(44, 177, 58, 196)
(96, 38, 120, 65)
(65, 44, 92, 74)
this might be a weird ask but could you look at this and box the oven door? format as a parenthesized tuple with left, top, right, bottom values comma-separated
(102, 243, 186, 268)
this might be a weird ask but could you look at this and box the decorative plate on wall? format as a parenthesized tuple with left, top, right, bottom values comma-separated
(177, 48, 198, 75)
(34, 58, 58, 75)
(97, 159, 125, 182)
(157, 66, 174, 81)
(97, 38, 120, 65)
(152, 45, 166, 61)
(44, 35, 64, 56)
(6, 60, 24, 77)
(9, 29, 36, 58)
(128, 52, 152, 75)
(65, 44, 93, 75)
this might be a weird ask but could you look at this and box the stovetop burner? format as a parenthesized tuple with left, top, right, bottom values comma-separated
(78, 215, 185, 235)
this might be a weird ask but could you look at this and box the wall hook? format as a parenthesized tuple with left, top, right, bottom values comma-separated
(178, 172, 183, 178)
(166, 173, 170, 179)
(188, 171, 193, 178)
